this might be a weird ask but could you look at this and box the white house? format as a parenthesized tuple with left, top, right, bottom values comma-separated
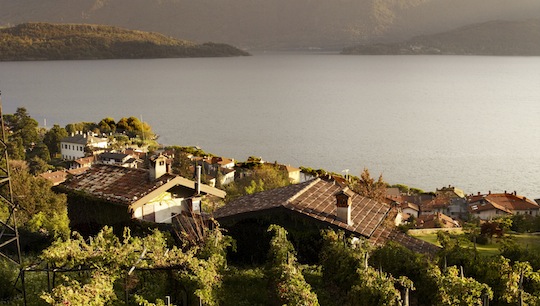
(60, 132, 108, 160)
(61, 159, 225, 224)
(468, 192, 540, 220)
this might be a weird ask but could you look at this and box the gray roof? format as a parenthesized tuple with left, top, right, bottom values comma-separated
(61, 134, 107, 145)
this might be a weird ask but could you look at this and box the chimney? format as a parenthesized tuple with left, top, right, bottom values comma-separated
(149, 154, 167, 181)
(335, 187, 354, 226)
(195, 165, 201, 195)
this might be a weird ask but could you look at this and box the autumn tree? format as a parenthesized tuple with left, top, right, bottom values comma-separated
(350, 168, 387, 202)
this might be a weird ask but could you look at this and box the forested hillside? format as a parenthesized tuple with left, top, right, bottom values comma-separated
(1, 0, 540, 50)
(0, 23, 249, 61)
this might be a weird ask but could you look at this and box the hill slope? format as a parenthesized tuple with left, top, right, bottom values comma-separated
(1, 0, 540, 50)
(0, 23, 249, 61)
(342, 19, 540, 55)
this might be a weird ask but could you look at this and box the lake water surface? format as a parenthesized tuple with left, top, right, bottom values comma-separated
(1, 54, 539, 197)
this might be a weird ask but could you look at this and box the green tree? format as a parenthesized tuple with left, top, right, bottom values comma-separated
(41, 226, 229, 306)
(429, 265, 492, 306)
(98, 117, 116, 134)
(320, 230, 404, 306)
(43, 124, 68, 157)
(6, 135, 25, 160)
(4, 107, 40, 148)
(27, 156, 50, 175)
(225, 164, 290, 201)
(9, 160, 69, 239)
(267, 225, 319, 305)
(26, 142, 50, 163)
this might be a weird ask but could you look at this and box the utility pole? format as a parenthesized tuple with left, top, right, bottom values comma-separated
(0, 91, 26, 304)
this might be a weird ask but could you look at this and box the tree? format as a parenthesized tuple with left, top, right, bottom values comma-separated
(8, 160, 69, 239)
(41, 226, 230, 306)
(225, 164, 290, 201)
(26, 142, 50, 163)
(266, 225, 319, 305)
(171, 148, 194, 178)
(27, 156, 50, 175)
(429, 265, 492, 306)
(43, 124, 68, 157)
(4, 107, 40, 148)
(98, 117, 116, 134)
(350, 168, 387, 202)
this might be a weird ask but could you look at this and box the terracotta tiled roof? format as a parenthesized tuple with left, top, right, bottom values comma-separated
(67, 167, 89, 176)
(468, 193, 539, 213)
(74, 156, 95, 165)
(215, 178, 437, 254)
(40, 170, 68, 186)
(421, 196, 451, 211)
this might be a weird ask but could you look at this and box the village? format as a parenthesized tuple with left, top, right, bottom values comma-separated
(41, 129, 540, 236)
(4, 109, 540, 305)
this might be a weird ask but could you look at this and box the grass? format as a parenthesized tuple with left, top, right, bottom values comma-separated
(409, 231, 540, 257)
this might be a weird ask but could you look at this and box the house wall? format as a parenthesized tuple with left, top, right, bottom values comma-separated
(514, 209, 539, 217)
(133, 192, 185, 224)
(61, 142, 85, 160)
(221, 171, 235, 185)
(89, 140, 108, 149)
(288, 171, 301, 184)
(472, 209, 510, 220)
(402, 207, 419, 218)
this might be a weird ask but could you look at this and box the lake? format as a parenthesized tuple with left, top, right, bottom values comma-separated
(1, 53, 539, 198)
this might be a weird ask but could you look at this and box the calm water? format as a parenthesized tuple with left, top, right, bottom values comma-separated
(1, 54, 539, 198)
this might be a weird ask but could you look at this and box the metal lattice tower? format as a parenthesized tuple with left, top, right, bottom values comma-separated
(0, 91, 24, 299)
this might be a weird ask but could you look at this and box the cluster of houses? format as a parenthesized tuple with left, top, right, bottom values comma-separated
(37, 131, 540, 256)
(387, 185, 540, 229)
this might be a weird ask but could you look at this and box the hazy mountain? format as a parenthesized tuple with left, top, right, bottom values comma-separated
(342, 19, 540, 55)
(1, 0, 540, 50)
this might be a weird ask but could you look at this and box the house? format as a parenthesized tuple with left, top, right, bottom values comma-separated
(60, 132, 108, 160)
(281, 164, 301, 183)
(40, 170, 69, 186)
(214, 176, 438, 258)
(59, 160, 225, 234)
(435, 185, 468, 218)
(468, 191, 540, 220)
(194, 156, 236, 186)
(416, 212, 460, 229)
(69, 156, 96, 169)
(421, 193, 467, 219)
(40, 167, 90, 186)
(98, 152, 139, 168)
